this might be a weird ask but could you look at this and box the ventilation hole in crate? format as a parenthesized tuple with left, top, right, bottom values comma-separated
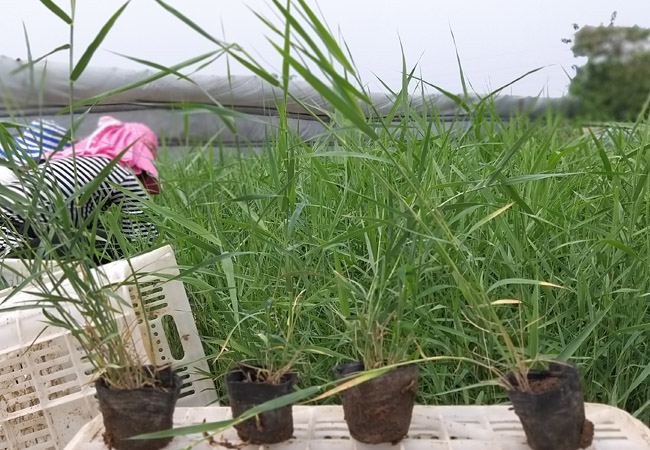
(35, 342, 76, 395)
(130, 282, 166, 305)
(1, 358, 39, 414)
(142, 288, 165, 298)
(141, 286, 164, 301)
(409, 434, 442, 440)
(179, 388, 195, 398)
(3, 386, 38, 413)
(314, 424, 350, 437)
(8, 410, 51, 449)
(493, 425, 524, 432)
(161, 315, 185, 360)
(47, 374, 80, 400)
(78, 353, 96, 374)
(130, 282, 166, 318)
(147, 301, 168, 312)
(179, 373, 191, 381)
(491, 420, 524, 432)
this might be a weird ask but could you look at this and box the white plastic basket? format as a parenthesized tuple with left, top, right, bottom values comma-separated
(63, 404, 650, 450)
(0, 246, 217, 450)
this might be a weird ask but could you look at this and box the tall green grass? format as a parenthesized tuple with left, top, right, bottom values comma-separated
(152, 113, 650, 417)
(4, 0, 650, 424)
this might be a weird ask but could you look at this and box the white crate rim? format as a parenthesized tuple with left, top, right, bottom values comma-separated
(64, 403, 650, 450)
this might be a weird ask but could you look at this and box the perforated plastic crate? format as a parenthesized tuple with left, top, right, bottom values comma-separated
(63, 404, 650, 450)
(0, 246, 217, 450)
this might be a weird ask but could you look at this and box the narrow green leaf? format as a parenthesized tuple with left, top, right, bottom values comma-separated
(295, 0, 354, 73)
(622, 360, 650, 402)
(449, 28, 468, 100)
(299, 151, 389, 163)
(590, 130, 613, 181)
(63, 50, 220, 111)
(39, 0, 72, 24)
(11, 44, 71, 74)
(269, 0, 370, 104)
(287, 199, 307, 238)
(485, 125, 537, 187)
(556, 307, 610, 361)
(109, 51, 195, 82)
(466, 202, 514, 235)
(479, 67, 546, 103)
(230, 194, 280, 202)
(269, 42, 377, 139)
(487, 278, 565, 293)
(70, 2, 130, 81)
(599, 239, 639, 260)
(499, 172, 582, 185)
(154, 0, 221, 45)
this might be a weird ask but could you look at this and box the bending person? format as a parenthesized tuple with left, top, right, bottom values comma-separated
(0, 116, 160, 261)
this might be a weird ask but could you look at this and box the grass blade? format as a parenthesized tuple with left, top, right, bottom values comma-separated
(70, 1, 130, 81)
(11, 44, 71, 74)
(39, 0, 72, 24)
(556, 307, 610, 361)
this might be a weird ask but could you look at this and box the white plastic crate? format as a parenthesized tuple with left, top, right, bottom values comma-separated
(63, 404, 650, 450)
(0, 246, 217, 450)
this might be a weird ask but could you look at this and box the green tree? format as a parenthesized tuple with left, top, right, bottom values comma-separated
(567, 22, 650, 121)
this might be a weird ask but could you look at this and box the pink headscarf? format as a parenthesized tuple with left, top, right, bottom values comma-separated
(49, 116, 158, 177)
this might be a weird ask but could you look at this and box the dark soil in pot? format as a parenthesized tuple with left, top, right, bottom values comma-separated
(333, 361, 419, 444)
(506, 361, 594, 450)
(95, 365, 181, 450)
(225, 364, 298, 444)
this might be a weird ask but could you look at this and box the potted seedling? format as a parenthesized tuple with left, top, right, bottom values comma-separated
(225, 361, 298, 445)
(462, 281, 595, 450)
(0, 165, 181, 450)
(505, 361, 594, 450)
(332, 268, 419, 445)
(221, 290, 305, 445)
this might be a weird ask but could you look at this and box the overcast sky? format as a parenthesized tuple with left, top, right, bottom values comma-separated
(5, 1, 649, 97)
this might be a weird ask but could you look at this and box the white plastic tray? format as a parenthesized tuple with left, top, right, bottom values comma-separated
(0, 246, 217, 450)
(63, 404, 650, 450)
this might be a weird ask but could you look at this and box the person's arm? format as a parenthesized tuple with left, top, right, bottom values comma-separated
(0, 224, 24, 257)
(110, 172, 158, 242)
(0, 184, 36, 257)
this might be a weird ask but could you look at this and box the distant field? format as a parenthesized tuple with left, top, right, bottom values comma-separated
(151, 112, 650, 420)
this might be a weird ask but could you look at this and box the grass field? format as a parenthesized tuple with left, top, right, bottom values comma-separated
(5, 0, 650, 429)
(148, 109, 650, 420)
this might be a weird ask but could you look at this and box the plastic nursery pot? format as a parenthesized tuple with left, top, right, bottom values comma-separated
(225, 364, 299, 444)
(333, 361, 419, 444)
(506, 362, 594, 450)
(95, 365, 182, 450)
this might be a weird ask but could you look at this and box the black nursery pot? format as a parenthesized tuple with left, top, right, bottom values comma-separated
(506, 362, 594, 450)
(225, 365, 298, 444)
(333, 361, 419, 444)
(95, 366, 182, 450)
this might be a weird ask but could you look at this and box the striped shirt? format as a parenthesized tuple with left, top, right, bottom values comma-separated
(0, 120, 68, 162)
(0, 156, 156, 257)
